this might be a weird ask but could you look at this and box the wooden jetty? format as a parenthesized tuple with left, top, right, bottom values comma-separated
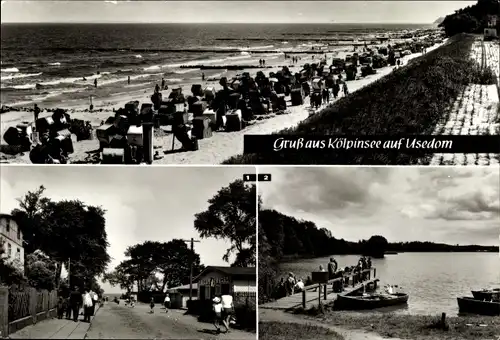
(260, 268, 378, 311)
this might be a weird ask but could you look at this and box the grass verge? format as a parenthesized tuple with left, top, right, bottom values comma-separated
(259, 321, 345, 340)
(225, 34, 496, 165)
(311, 312, 500, 340)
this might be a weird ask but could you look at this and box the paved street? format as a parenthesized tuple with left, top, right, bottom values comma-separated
(85, 302, 255, 339)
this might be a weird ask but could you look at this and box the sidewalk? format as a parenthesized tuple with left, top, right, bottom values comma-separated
(8, 305, 102, 339)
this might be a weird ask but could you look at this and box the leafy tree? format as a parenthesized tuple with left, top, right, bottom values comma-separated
(105, 239, 204, 294)
(25, 250, 56, 290)
(11, 186, 111, 290)
(0, 238, 26, 286)
(194, 180, 256, 267)
(363, 235, 389, 258)
(440, 0, 500, 36)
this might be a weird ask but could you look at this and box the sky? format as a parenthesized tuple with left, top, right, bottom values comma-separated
(260, 167, 500, 247)
(1, 1, 476, 24)
(1, 165, 256, 293)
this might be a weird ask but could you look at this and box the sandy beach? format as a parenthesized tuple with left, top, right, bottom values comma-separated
(0, 38, 446, 164)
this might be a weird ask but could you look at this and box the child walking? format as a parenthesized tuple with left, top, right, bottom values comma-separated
(212, 297, 223, 334)
(149, 297, 155, 313)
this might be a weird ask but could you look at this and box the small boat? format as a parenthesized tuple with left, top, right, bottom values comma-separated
(336, 292, 408, 310)
(457, 297, 500, 316)
(471, 289, 500, 301)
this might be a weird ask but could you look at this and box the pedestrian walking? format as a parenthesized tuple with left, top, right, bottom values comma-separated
(65, 296, 71, 319)
(212, 297, 223, 334)
(69, 286, 82, 322)
(221, 294, 234, 333)
(149, 297, 155, 313)
(91, 290, 98, 315)
(83, 290, 93, 323)
(164, 294, 170, 312)
(57, 297, 65, 319)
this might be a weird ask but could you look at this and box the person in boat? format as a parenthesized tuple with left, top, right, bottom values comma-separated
(367, 257, 372, 269)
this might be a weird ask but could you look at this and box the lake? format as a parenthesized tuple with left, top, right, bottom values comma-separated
(277, 252, 500, 315)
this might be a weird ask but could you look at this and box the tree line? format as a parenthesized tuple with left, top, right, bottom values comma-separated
(440, 0, 500, 37)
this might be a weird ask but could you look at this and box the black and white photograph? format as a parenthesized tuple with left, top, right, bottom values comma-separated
(258, 167, 500, 340)
(1, 1, 498, 165)
(0, 166, 257, 339)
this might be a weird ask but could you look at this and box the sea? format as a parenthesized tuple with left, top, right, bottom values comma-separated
(277, 252, 500, 316)
(0, 23, 429, 107)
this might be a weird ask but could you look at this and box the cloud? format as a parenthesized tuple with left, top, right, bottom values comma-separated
(260, 167, 499, 245)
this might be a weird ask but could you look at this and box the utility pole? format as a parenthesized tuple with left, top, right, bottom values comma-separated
(182, 238, 200, 301)
(67, 258, 71, 288)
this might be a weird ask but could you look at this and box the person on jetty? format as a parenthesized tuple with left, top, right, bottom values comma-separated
(161, 77, 166, 90)
(33, 103, 40, 122)
(286, 273, 296, 296)
(154, 83, 160, 94)
(294, 279, 305, 292)
(327, 257, 338, 289)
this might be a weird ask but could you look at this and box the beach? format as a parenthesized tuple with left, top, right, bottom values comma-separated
(0, 23, 446, 164)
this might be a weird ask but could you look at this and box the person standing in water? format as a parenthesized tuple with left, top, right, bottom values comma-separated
(127, 76, 130, 85)
(202, 72, 205, 81)
(94, 78, 98, 88)
(161, 77, 165, 90)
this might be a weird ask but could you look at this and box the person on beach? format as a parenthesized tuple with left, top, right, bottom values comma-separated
(164, 294, 170, 312)
(69, 286, 82, 322)
(322, 88, 330, 104)
(33, 104, 40, 122)
(343, 82, 349, 96)
(94, 78, 98, 88)
(333, 80, 340, 99)
(149, 297, 155, 313)
(221, 293, 234, 333)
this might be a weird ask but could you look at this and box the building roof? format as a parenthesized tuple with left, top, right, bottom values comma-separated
(167, 283, 198, 293)
(194, 266, 256, 282)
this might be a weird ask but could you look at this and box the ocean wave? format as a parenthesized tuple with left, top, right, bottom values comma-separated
(143, 65, 161, 71)
(1, 67, 20, 73)
(48, 62, 61, 66)
(1, 72, 43, 81)
(135, 55, 143, 59)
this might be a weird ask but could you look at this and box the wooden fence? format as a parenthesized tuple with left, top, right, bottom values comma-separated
(0, 286, 58, 338)
(234, 291, 256, 309)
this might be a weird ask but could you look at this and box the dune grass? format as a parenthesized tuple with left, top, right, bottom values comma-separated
(225, 34, 497, 165)
(259, 321, 345, 340)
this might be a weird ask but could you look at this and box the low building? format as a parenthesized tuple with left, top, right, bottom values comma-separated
(194, 266, 256, 302)
(0, 213, 24, 271)
(167, 283, 198, 308)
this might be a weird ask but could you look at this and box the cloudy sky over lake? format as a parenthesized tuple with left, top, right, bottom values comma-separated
(1, 166, 255, 293)
(260, 167, 499, 246)
(1, 1, 475, 24)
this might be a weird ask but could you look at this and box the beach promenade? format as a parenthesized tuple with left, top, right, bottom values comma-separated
(7, 302, 255, 339)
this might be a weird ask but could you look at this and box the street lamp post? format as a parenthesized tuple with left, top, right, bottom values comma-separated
(182, 238, 200, 301)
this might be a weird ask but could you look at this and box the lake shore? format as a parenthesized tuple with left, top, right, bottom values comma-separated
(259, 308, 500, 340)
